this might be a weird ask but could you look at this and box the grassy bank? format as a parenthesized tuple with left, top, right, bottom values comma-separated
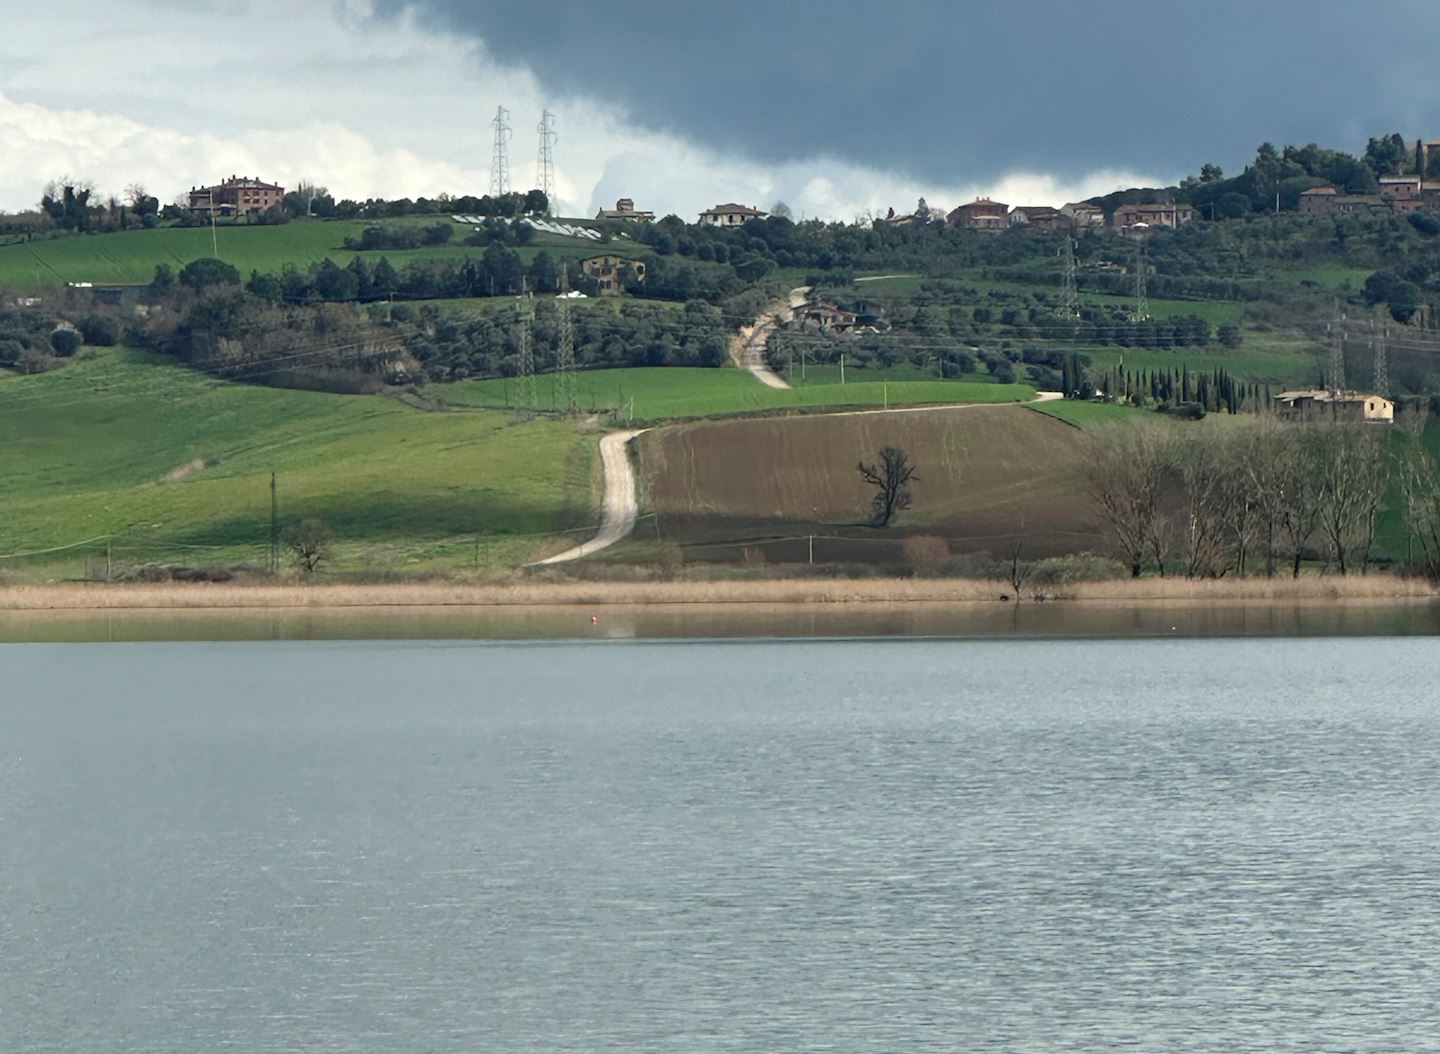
(2, 574, 1432, 611)
(0, 348, 598, 572)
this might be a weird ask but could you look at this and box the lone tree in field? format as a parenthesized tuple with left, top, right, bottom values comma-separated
(858, 447, 917, 527)
(286, 518, 333, 574)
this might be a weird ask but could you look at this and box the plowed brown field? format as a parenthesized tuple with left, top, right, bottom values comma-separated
(637, 405, 1105, 564)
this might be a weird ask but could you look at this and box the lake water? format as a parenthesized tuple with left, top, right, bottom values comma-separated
(4, 638, 1439, 1051)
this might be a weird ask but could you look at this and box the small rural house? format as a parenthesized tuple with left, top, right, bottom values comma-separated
(1275, 389, 1394, 424)
(1009, 205, 1067, 231)
(946, 198, 1010, 231)
(596, 198, 655, 221)
(1112, 202, 1195, 231)
(1061, 202, 1105, 228)
(698, 203, 766, 227)
(581, 255, 646, 296)
(188, 175, 285, 216)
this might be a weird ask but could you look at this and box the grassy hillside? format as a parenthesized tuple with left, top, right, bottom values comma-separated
(0, 218, 641, 290)
(0, 349, 598, 574)
(443, 367, 1035, 422)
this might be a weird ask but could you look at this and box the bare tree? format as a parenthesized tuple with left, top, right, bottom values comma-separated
(286, 518, 333, 574)
(1399, 439, 1440, 579)
(1083, 425, 1171, 577)
(1315, 425, 1388, 574)
(1177, 431, 1230, 578)
(858, 447, 917, 527)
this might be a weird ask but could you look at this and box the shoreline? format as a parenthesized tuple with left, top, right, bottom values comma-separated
(1, 576, 1435, 612)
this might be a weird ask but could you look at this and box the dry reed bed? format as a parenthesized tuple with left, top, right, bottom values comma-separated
(0, 575, 1434, 611)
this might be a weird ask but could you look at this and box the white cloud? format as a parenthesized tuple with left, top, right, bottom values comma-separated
(0, 1, 1168, 219)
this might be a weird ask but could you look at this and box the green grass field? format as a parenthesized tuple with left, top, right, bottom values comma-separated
(0, 349, 597, 573)
(1028, 400, 1144, 427)
(442, 367, 1035, 422)
(0, 218, 643, 290)
(1080, 335, 1321, 388)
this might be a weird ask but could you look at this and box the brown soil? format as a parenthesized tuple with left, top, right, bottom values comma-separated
(637, 405, 1101, 561)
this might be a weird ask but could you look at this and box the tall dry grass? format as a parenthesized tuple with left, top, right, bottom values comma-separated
(0, 574, 1433, 611)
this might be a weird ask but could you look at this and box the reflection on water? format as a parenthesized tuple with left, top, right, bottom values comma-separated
(5, 637, 1440, 1052)
(2, 599, 1439, 642)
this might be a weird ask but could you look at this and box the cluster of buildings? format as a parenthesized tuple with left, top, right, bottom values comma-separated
(1300, 175, 1440, 217)
(594, 198, 769, 228)
(939, 198, 1194, 234)
(600, 195, 1193, 235)
(187, 175, 286, 217)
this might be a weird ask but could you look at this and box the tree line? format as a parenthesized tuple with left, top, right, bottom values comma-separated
(1084, 421, 1400, 579)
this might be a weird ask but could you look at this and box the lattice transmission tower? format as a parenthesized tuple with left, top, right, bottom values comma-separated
(556, 264, 578, 414)
(515, 286, 535, 412)
(1374, 322, 1390, 395)
(490, 106, 512, 198)
(536, 110, 557, 214)
(1060, 233, 1079, 318)
(1131, 234, 1149, 322)
(1327, 320, 1347, 394)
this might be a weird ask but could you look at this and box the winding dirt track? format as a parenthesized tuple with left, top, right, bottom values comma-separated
(530, 429, 648, 566)
(728, 285, 811, 389)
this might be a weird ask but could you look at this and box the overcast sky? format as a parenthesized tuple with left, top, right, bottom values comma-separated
(4, 1, 1440, 219)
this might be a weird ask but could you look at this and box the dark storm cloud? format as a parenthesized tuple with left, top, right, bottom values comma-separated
(376, 0, 1440, 183)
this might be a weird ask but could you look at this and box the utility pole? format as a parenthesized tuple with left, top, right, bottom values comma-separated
(536, 110, 557, 214)
(556, 265, 578, 414)
(839, 351, 845, 385)
(490, 106, 512, 199)
(269, 471, 278, 574)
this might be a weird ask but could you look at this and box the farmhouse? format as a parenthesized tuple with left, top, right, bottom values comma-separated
(188, 175, 285, 217)
(794, 301, 859, 334)
(1009, 205, 1066, 231)
(1299, 185, 1340, 214)
(1113, 202, 1195, 231)
(1061, 202, 1106, 229)
(1275, 389, 1394, 424)
(596, 198, 655, 221)
(581, 255, 646, 296)
(699, 203, 766, 227)
(946, 198, 1009, 231)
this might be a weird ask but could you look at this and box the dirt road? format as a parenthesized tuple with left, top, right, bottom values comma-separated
(530, 429, 648, 565)
(729, 285, 811, 389)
